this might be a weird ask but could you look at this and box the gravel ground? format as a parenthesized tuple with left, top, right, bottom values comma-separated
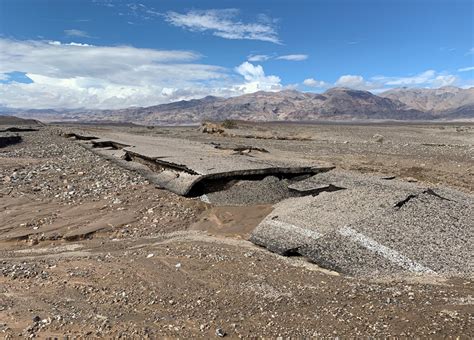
(0, 128, 203, 241)
(0, 124, 473, 338)
(203, 176, 297, 205)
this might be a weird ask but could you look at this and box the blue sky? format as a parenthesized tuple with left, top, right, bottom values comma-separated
(0, 0, 472, 109)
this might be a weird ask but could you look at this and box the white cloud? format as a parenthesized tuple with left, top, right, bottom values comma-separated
(247, 53, 308, 62)
(124, 2, 160, 20)
(67, 42, 92, 47)
(372, 70, 461, 88)
(0, 39, 207, 82)
(335, 75, 375, 89)
(164, 9, 280, 44)
(247, 54, 271, 62)
(64, 29, 91, 38)
(0, 39, 286, 109)
(431, 75, 458, 87)
(303, 78, 329, 88)
(0, 38, 244, 109)
(234, 61, 281, 93)
(375, 70, 436, 86)
(458, 66, 474, 72)
(283, 83, 299, 90)
(276, 54, 308, 61)
(331, 70, 464, 91)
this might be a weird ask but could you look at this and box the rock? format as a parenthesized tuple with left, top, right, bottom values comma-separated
(372, 134, 384, 143)
(200, 122, 225, 134)
(27, 238, 39, 246)
(215, 328, 226, 337)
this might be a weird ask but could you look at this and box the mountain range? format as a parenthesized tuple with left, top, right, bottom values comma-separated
(6, 86, 474, 125)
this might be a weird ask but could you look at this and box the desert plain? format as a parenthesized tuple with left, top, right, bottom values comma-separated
(0, 118, 473, 338)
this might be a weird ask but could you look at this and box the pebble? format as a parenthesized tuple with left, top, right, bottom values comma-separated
(215, 328, 226, 337)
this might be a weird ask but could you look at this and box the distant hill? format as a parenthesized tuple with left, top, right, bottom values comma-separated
(379, 86, 474, 118)
(0, 115, 44, 126)
(5, 86, 474, 125)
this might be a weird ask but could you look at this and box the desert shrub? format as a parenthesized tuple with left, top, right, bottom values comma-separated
(221, 119, 237, 129)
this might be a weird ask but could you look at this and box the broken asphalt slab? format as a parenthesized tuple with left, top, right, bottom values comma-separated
(0, 134, 22, 148)
(66, 131, 334, 196)
(250, 170, 473, 278)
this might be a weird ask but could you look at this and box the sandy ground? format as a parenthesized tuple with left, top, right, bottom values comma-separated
(0, 123, 473, 338)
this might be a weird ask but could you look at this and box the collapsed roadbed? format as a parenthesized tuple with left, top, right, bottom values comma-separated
(64, 130, 474, 279)
(251, 170, 473, 278)
(66, 131, 334, 196)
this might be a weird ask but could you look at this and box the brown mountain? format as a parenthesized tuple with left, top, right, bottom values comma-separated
(86, 88, 430, 124)
(380, 86, 474, 118)
(9, 86, 474, 125)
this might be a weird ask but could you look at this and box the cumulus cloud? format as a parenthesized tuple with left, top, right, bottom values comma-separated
(0, 39, 286, 109)
(335, 74, 375, 89)
(319, 70, 462, 91)
(0, 38, 230, 109)
(64, 29, 91, 38)
(303, 78, 329, 88)
(234, 61, 281, 93)
(276, 54, 308, 61)
(458, 66, 474, 72)
(164, 9, 280, 44)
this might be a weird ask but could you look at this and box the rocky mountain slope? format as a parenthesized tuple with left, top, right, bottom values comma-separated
(380, 86, 474, 117)
(92, 88, 430, 124)
(7, 86, 474, 124)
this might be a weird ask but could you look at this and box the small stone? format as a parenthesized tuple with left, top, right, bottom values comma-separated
(215, 328, 226, 337)
(372, 134, 384, 143)
(28, 239, 39, 246)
